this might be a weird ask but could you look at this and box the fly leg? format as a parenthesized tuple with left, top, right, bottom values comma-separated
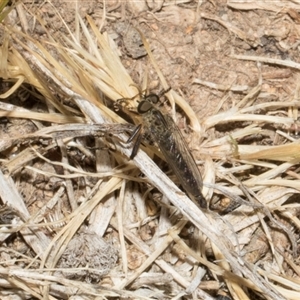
(158, 87, 171, 97)
(127, 124, 143, 159)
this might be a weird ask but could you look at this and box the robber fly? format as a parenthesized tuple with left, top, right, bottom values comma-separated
(127, 94, 207, 209)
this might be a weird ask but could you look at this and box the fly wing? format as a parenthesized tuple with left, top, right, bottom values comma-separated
(146, 110, 206, 208)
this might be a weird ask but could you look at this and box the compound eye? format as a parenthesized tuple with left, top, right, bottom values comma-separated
(145, 94, 159, 104)
(137, 100, 152, 114)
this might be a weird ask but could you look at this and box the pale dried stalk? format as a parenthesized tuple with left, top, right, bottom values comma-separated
(231, 53, 300, 70)
(228, 0, 300, 11)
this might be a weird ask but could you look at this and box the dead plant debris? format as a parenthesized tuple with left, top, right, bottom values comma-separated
(0, 1, 300, 300)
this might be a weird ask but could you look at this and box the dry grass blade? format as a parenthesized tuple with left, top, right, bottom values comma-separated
(0, 0, 13, 23)
(240, 142, 300, 161)
(228, 0, 300, 11)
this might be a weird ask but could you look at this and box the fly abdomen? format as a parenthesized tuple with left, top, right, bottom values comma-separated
(138, 99, 207, 209)
(157, 137, 207, 209)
